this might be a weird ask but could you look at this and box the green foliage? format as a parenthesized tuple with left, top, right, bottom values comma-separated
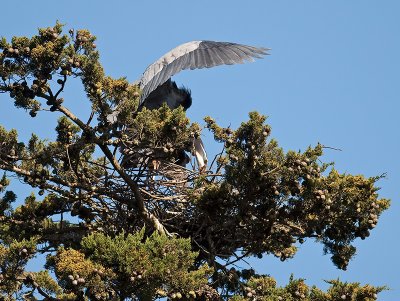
(0, 173, 15, 217)
(0, 23, 390, 300)
(198, 112, 389, 269)
(229, 276, 386, 301)
(0, 238, 37, 296)
(30, 270, 63, 296)
(56, 116, 81, 144)
(122, 104, 202, 168)
(46, 231, 212, 300)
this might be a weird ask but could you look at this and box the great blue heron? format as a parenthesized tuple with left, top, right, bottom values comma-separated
(111, 41, 269, 171)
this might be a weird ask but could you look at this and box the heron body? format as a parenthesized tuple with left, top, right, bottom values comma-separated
(137, 41, 268, 105)
(140, 79, 192, 111)
(113, 40, 269, 171)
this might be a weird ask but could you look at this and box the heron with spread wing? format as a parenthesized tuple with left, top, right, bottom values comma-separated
(111, 41, 269, 171)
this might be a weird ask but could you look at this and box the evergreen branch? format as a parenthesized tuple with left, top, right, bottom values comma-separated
(55, 103, 170, 236)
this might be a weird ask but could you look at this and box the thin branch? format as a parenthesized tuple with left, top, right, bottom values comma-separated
(87, 110, 95, 126)
(321, 145, 343, 151)
(54, 74, 67, 99)
(223, 251, 251, 267)
(23, 274, 60, 301)
(98, 143, 171, 236)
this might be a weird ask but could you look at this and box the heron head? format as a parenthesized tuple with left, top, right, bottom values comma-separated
(178, 86, 192, 110)
(169, 81, 192, 110)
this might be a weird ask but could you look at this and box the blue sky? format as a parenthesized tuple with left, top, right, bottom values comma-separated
(1, 1, 399, 299)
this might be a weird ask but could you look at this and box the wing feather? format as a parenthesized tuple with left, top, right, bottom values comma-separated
(138, 41, 269, 103)
(214, 47, 237, 65)
(207, 47, 227, 66)
(187, 50, 197, 70)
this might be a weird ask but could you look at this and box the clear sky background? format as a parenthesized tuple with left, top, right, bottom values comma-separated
(0, 1, 399, 299)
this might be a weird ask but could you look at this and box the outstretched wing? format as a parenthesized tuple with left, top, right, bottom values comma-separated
(138, 41, 269, 103)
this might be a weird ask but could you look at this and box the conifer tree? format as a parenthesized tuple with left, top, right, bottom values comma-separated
(0, 23, 389, 300)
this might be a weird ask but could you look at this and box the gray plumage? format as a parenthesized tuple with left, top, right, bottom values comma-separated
(110, 40, 269, 171)
(140, 79, 192, 111)
(134, 41, 268, 170)
(138, 41, 269, 107)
